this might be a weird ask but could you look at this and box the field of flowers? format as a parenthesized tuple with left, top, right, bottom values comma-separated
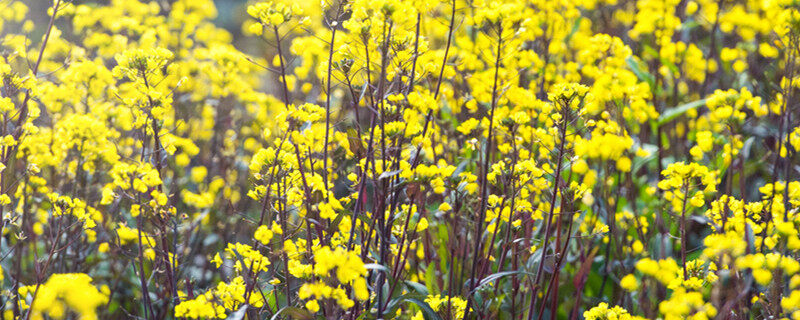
(1, 0, 800, 319)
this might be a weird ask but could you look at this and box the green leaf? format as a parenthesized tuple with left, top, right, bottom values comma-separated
(405, 296, 444, 320)
(404, 280, 430, 295)
(467, 270, 534, 296)
(425, 265, 440, 294)
(565, 17, 583, 43)
(625, 56, 654, 88)
(383, 293, 442, 320)
(632, 143, 659, 173)
(657, 99, 707, 126)
(326, 209, 347, 234)
(650, 233, 673, 260)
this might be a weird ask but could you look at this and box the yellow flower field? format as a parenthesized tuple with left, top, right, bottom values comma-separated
(1, 0, 800, 319)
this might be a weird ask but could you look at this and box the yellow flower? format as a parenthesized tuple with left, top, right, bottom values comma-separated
(23, 274, 108, 320)
(305, 299, 320, 313)
(620, 274, 639, 291)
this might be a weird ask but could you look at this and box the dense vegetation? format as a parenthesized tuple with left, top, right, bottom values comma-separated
(1, 0, 800, 319)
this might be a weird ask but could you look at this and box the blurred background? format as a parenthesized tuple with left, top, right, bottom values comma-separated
(211, 0, 251, 32)
(22, 0, 253, 41)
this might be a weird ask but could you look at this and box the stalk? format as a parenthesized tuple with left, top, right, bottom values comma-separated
(462, 24, 503, 320)
(528, 96, 570, 320)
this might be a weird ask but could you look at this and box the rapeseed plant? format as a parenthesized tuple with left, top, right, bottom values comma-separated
(1, 0, 800, 319)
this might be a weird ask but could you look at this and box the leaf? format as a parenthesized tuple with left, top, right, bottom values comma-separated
(565, 17, 583, 43)
(632, 143, 659, 173)
(226, 305, 247, 320)
(404, 281, 429, 295)
(425, 265, 440, 294)
(269, 307, 314, 320)
(365, 263, 391, 274)
(379, 169, 403, 180)
(326, 210, 347, 234)
(573, 246, 600, 289)
(266, 291, 278, 314)
(625, 56, 654, 88)
(650, 233, 674, 260)
(436, 226, 449, 272)
(452, 159, 470, 178)
(404, 296, 444, 320)
(467, 270, 534, 296)
(657, 99, 707, 126)
(384, 294, 442, 320)
(346, 128, 365, 157)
